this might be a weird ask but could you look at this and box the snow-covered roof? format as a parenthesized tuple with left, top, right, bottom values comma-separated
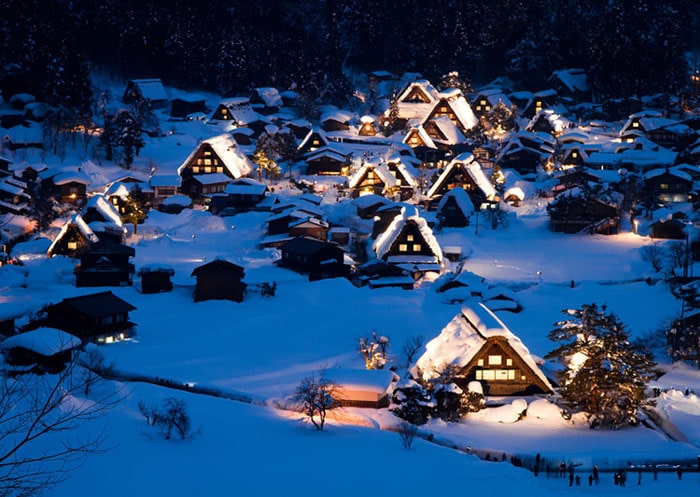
(52, 170, 91, 186)
(178, 134, 253, 179)
(129, 79, 168, 102)
(149, 174, 182, 187)
(403, 125, 437, 149)
(1, 327, 81, 356)
(429, 89, 479, 131)
(414, 303, 552, 390)
(429, 115, 467, 144)
(83, 194, 123, 226)
(191, 173, 232, 185)
(373, 207, 442, 263)
(644, 166, 693, 183)
(348, 160, 397, 190)
(161, 194, 191, 206)
(224, 182, 267, 195)
(549, 68, 589, 94)
(437, 186, 475, 216)
(47, 213, 99, 256)
(324, 368, 394, 394)
(427, 153, 496, 200)
(321, 108, 354, 124)
(253, 87, 283, 108)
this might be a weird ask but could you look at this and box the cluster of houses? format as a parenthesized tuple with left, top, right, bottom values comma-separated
(3, 69, 700, 405)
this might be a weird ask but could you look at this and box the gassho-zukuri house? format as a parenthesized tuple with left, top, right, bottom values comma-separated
(414, 302, 553, 396)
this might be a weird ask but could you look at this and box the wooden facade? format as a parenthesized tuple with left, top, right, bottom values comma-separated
(416, 304, 553, 397)
(458, 335, 552, 395)
(138, 266, 175, 294)
(191, 259, 247, 303)
(278, 236, 345, 274)
(75, 241, 135, 287)
(44, 291, 137, 344)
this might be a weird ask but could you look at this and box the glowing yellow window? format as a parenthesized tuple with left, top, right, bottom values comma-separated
(412, 244, 421, 251)
(399, 244, 408, 252)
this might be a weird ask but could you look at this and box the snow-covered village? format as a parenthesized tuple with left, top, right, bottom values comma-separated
(2, 1, 700, 496)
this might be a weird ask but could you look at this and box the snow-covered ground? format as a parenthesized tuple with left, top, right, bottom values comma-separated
(2, 92, 700, 495)
(3, 195, 700, 496)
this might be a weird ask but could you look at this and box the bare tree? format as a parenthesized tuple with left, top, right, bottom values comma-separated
(77, 346, 114, 397)
(402, 335, 425, 368)
(397, 421, 419, 450)
(292, 371, 339, 431)
(137, 397, 196, 440)
(640, 243, 665, 273)
(0, 359, 120, 497)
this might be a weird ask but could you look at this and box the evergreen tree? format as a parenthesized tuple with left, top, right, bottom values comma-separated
(546, 304, 655, 428)
(668, 281, 700, 367)
(123, 185, 149, 234)
(113, 110, 144, 169)
(390, 378, 434, 425)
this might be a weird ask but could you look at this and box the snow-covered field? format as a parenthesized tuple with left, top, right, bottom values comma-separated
(4, 195, 700, 496)
(2, 98, 700, 495)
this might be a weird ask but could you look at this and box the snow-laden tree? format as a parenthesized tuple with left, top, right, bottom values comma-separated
(122, 184, 149, 234)
(390, 378, 434, 426)
(358, 332, 390, 370)
(292, 371, 339, 431)
(546, 303, 655, 428)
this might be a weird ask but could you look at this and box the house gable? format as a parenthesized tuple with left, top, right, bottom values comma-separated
(414, 303, 552, 396)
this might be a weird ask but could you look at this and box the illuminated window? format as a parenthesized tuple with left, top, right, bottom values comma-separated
(506, 358, 513, 366)
(204, 159, 212, 166)
(477, 359, 484, 366)
(488, 355, 502, 365)
(399, 244, 408, 252)
(572, 151, 578, 158)
(632, 121, 639, 128)
(216, 167, 224, 173)
(204, 167, 212, 173)
(412, 244, 421, 251)
(192, 166, 200, 173)
(407, 234, 414, 241)
(204, 150, 212, 156)
(660, 184, 669, 190)
(67, 241, 77, 250)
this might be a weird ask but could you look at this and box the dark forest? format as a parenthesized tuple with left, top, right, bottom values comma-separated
(1, 0, 698, 115)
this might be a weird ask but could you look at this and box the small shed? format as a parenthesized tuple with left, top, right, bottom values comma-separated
(137, 264, 175, 294)
(191, 259, 246, 303)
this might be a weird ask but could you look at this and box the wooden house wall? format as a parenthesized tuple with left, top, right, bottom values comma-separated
(458, 337, 550, 396)
(280, 245, 343, 273)
(45, 305, 132, 342)
(59, 182, 87, 205)
(50, 225, 93, 257)
(437, 196, 470, 227)
(651, 222, 686, 240)
(289, 224, 328, 241)
(194, 273, 246, 302)
(385, 221, 436, 259)
(351, 168, 387, 198)
(140, 271, 174, 294)
(182, 144, 228, 179)
(425, 99, 465, 133)
(305, 157, 347, 176)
